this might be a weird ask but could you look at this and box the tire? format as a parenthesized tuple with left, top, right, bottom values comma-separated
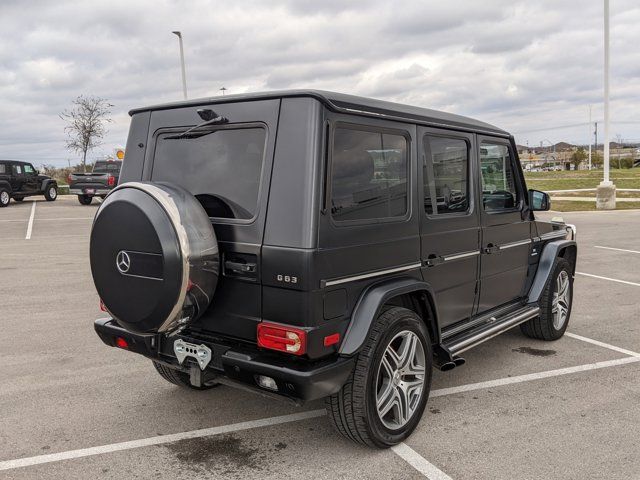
(0, 189, 10, 207)
(152, 361, 219, 390)
(44, 185, 57, 201)
(521, 258, 573, 341)
(326, 306, 433, 448)
(13, 197, 24, 202)
(78, 194, 92, 205)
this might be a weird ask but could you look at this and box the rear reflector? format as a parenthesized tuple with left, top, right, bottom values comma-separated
(107, 174, 116, 187)
(324, 333, 340, 347)
(115, 337, 129, 349)
(99, 298, 107, 312)
(257, 323, 307, 355)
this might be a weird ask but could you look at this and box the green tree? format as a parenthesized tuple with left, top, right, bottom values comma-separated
(570, 147, 588, 169)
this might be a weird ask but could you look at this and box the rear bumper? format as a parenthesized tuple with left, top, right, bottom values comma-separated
(94, 318, 355, 404)
(69, 187, 111, 195)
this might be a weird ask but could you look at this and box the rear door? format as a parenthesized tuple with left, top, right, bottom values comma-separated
(10, 164, 26, 193)
(477, 136, 532, 313)
(419, 127, 480, 329)
(145, 99, 280, 341)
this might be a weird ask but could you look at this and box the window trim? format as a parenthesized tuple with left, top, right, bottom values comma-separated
(149, 122, 269, 225)
(422, 133, 473, 219)
(479, 139, 523, 215)
(328, 121, 412, 227)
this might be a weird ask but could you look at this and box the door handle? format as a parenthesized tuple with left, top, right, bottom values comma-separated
(224, 260, 256, 274)
(425, 254, 444, 267)
(483, 243, 500, 254)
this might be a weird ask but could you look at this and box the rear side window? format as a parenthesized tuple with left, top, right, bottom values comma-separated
(331, 127, 408, 222)
(94, 162, 121, 173)
(152, 126, 266, 220)
(12, 165, 22, 174)
(423, 136, 469, 215)
(480, 143, 519, 211)
(0, 164, 5, 174)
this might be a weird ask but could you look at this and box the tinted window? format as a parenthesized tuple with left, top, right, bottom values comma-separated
(424, 136, 469, 215)
(331, 127, 408, 222)
(12, 165, 22, 174)
(152, 127, 266, 220)
(480, 143, 519, 211)
(0, 164, 5, 174)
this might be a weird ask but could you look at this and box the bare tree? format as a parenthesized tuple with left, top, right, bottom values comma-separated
(60, 95, 113, 172)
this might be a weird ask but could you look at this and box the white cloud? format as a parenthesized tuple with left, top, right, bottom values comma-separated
(0, 0, 639, 166)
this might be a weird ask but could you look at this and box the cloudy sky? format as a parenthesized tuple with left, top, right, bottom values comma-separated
(1, 0, 639, 167)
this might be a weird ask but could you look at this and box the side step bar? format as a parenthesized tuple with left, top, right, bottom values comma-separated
(443, 305, 540, 356)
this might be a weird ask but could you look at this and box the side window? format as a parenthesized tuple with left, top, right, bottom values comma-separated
(423, 136, 469, 215)
(12, 165, 23, 175)
(480, 142, 519, 212)
(331, 127, 408, 222)
(0, 164, 5, 174)
(24, 164, 34, 174)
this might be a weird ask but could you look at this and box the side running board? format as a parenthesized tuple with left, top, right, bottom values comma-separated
(443, 305, 540, 356)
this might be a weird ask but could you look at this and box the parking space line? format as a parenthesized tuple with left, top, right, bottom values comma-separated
(25, 201, 36, 240)
(565, 332, 640, 357)
(430, 356, 640, 398)
(392, 443, 453, 480)
(0, 410, 326, 471)
(576, 271, 640, 288)
(3, 337, 640, 474)
(594, 245, 640, 255)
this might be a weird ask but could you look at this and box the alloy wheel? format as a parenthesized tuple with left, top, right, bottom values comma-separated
(375, 330, 426, 430)
(0, 191, 9, 205)
(552, 270, 571, 330)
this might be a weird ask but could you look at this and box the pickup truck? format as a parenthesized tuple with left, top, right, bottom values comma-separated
(68, 160, 122, 205)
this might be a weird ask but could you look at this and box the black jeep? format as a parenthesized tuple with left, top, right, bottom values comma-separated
(0, 160, 58, 207)
(90, 91, 576, 448)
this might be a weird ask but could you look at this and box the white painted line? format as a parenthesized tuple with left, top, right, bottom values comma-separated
(25, 201, 36, 240)
(575, 271, 640, 288)
(594, 245, 640, 255)
(430, 356, 640, 398)
(392, 443, 453, 480)
(566, 332, 640, 358)
(0, 409, 326, 472)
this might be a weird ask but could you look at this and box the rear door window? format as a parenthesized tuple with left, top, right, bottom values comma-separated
(94, 162, 121, 173)
(151, 126, 266, 220)
(0, 164, 5, 174)
(423, 135, 469, 215)
(331, 127, 408, 222)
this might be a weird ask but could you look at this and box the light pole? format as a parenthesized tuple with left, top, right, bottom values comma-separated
(596, 0, 616, 209)
(588, 105, 592, 170)
(172, 31, 188, 100)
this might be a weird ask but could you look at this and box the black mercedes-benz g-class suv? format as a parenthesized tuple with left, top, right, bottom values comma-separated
(91, 91, 576, 448)
(0, 160, 58, 206)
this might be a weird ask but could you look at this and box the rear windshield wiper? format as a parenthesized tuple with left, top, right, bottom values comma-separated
(165, 109, 229, 140)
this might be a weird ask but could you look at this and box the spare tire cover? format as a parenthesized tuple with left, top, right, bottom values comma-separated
(90, 181, 219, 334)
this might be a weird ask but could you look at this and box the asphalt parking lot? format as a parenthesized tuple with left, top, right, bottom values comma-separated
(1, 197, 639, 479)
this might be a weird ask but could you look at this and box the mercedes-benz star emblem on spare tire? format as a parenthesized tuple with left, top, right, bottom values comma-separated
(116, 251, 131, 274)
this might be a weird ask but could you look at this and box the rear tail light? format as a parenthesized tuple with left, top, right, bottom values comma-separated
(67, 174, 73, 183)
(114, 337, 129, 349)
(257, 323, 307, 355)
(107, 174, 115, 187)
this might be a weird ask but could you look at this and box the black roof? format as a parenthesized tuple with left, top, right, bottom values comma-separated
(0, 160, 32, 165)
(129, 89, 508, 136)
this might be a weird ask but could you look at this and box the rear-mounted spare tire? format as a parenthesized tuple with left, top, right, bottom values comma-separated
(90, 182, 219, 334)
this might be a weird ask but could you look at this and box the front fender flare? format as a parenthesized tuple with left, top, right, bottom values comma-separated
(338, 277, 439, 356)
(41, 179, 57, 192)
(528, 239, 577, 303)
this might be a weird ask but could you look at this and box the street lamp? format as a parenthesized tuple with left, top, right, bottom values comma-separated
(172, 31, 188, 100)
(596, 0, 616, 209)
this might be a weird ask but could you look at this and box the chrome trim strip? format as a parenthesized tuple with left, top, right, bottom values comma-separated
(499, 239, 532, 250)
(323, 262, 422, 288)
(443, 250, 480, 262)
(540, 230, 568, 241)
